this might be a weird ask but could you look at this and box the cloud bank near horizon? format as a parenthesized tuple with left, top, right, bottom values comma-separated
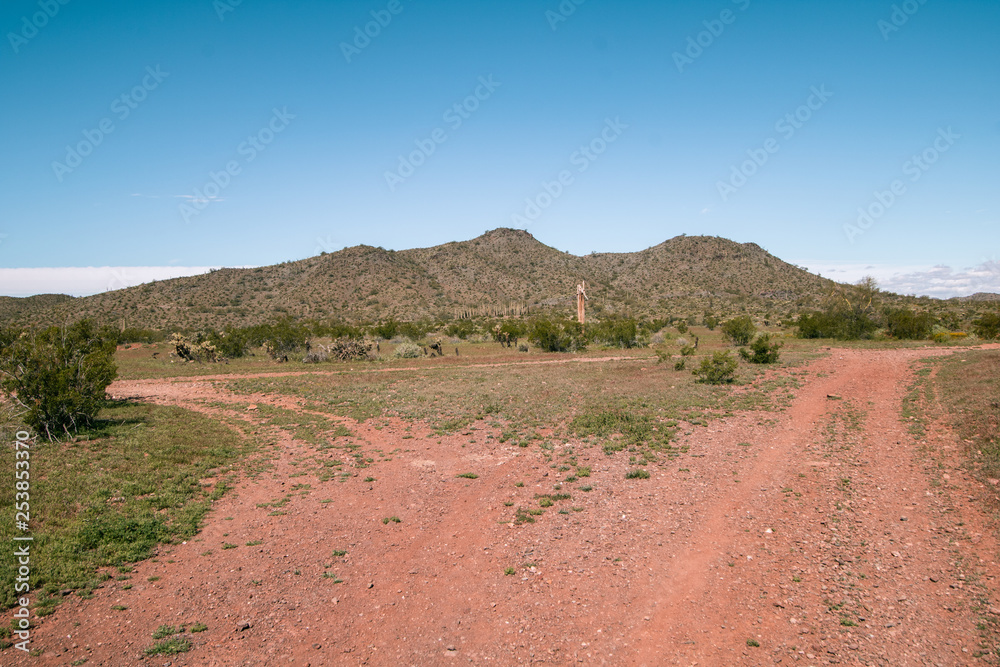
(796, 260, 1000, 299)
(0, 267, 223, 298)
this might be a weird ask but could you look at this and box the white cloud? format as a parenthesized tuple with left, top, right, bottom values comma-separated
(0, 266, 231, 298)
(794, 260, 1000, 299)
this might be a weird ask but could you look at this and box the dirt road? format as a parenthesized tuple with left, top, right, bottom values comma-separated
(11, 346, 1000, 666)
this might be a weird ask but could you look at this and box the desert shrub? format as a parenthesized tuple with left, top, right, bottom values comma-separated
(676, 321, 688, 334)
(490, 320, 528, 344)
(328, 337, 374, 361)
(116, 327, 164, 344)
(170, 334, 220, 362)
(206, 327, 250, 358)
(445, 320, 477, 340)
(302, 351, 328, 364)
(318, 321, 363, 339)
(796, 311, 840, 339)
(674, 359, 686, 371)
(371, 319, 398, 340)
(721, 316, 756, 346)
(885, 308, 935, 340)
(703, 315, 719, 331)
(397, 320, 433, 340)
(590, 317, 641, 348)
(739, 333, 782, 364)
(639, 317, 670, 336)
(693, 350, 739, 384)
(0, 320, 118, 439)
(680, 344, 696, 356)
(246, 318, 309, 358)
(393, 341, 423, 358)
(528, 318, 585, 353)
(972, 312, 1000, 340)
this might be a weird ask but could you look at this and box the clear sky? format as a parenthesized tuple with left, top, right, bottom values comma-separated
(1, 0, 997, 299)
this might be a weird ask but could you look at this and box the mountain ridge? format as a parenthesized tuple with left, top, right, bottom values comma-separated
(3, 229, 855, 329)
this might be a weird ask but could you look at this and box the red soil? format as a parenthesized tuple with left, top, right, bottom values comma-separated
(9, 346, 1000, 666)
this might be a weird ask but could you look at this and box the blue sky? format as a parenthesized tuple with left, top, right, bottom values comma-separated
(1, 0, 997, 298)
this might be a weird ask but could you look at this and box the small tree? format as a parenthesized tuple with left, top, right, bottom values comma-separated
(0, 320, 118, 439)
(972, 312, 1000, 340)
(739, 334, 782, 364)
(693, 350, 739, 384)
(721, 316, 756, 346)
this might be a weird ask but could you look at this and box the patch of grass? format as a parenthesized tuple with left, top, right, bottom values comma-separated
(363, 476, 375, 482)
(0, 400, 252, 611)
(152, 624, 180, 639)
(144, 637, 192, 656)
(331, 549, 347, 557)
(625, 469, 651, 479)
(575, 466, 591, 478)
(747, 638, 760, 647)
(933, 351, 1000, 480)
(221, 542, 237, 550)
(246, 540, 263, 547)
(456, 472, 479, 479)
(382, 516, 401, 524)
(191, 622, 208, 633)
(504, 567, 515, 576)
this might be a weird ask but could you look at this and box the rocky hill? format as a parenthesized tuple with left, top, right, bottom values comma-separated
(5, 229, 844, 329)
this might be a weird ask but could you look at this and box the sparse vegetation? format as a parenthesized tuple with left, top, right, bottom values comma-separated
(693, 351, 739, 384)
(721, 316, 756, 346)
(0, 319, 118, 439)
(739, 334, 782, 364)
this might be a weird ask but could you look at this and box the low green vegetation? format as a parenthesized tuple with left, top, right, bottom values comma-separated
(0, 401, 251, 610)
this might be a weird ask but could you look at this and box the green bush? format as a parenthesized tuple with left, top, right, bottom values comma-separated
(972, 312, 1000, 340)
(885, 308, 934, 340)
(589, 317, 641, 348)
(393, 341, 423, 358)
(0, 320, 118, 439)
(206, 327, 250, 358)
(721, 316, 756, 346)
(445, 320, 478, 339)
(371, 319, 399, 340)
(739, 334, 782, 364)
(693, 351, 739, 384)
(528, 319, 585, 353)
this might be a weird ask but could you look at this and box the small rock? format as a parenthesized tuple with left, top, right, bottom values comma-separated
(313, 643, 322, 650)
(237, 622, 251, 632)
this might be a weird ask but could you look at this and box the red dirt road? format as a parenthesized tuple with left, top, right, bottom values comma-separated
(9, 346, 1000, 666)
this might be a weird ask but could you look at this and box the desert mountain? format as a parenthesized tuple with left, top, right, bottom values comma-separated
(7, 229, 841, 329)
